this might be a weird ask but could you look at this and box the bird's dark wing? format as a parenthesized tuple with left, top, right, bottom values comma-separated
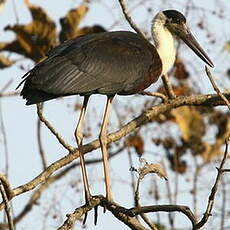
(20, 31, 162, 104)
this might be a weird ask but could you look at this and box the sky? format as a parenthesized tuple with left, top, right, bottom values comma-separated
(0, 0, 230, 229)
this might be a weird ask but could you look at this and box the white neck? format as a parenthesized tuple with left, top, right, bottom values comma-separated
(151, 17, 176, 75)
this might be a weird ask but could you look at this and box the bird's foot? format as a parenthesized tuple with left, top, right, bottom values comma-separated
(82, 193, 93, 225)
(102, 194, 113, 213)
(85, 193, 93, 206)
(82, 195, 101, 226)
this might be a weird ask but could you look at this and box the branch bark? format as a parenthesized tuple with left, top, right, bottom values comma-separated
(0, 175, 15, 230)
(194, 138, 230, 229)
(0, 93, 229, 211)
(58, 196, 196, 230)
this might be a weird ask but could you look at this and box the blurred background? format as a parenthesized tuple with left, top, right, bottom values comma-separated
(0, 0, 230, 229)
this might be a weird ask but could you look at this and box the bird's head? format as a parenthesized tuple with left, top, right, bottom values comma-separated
(154, 10, 214, 68)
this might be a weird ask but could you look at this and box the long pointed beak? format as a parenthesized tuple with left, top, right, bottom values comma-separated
(178, 25, 214, 68)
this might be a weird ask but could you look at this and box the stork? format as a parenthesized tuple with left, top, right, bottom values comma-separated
(17, 10, 214, 204)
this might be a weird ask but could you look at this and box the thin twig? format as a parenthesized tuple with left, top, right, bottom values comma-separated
(36, 103, 74, 152)
(12, 0, 19, 23)
(205, 66, 230, 111)
(194, 138, 230, 229)
(118, 0, 146, 39)
(220, 169, 230, 172)
(161, 74, 176, 99)
(192, 160, 207, 218)
(0, 176, 14, 230)
(152, 179, 161, 224)
(114, 102, 139, 207)
(220, 177, 226, 230)
(0, 80, 19, 98)
(138, 91, 167, 102)
(127, 147, 137, 206)
(109, 0, 147, 30)
(140, 213, 159, 230)
(134, 177, 141, 207)
(162, 159, 174, 229)
(0, 92, 19, 97)
(171, 152, 179, 230)
(36, 103, 47, 170)
(134, 172, 159, 230)
(0, 101, 9, 176)
(0, 175, 13, 199)
(0, 80, 13, 92)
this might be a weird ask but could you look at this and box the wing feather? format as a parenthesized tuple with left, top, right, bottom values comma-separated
(20, 31, 162, 104)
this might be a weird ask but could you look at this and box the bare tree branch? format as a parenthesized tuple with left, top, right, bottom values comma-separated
(128, 204, 197, 228)
(194, 138, 230, 229)
(220, 178, 226, 230)
(118, 0, 146, 39)
(0, 175, 13, 200)
(162, 159, 175, 228)
(58, 195, 197, 230)
(0, 93, 229, 212)
(0, 147, 124, 229)
(138, 91, 167, 102)
(57, 197, 101, 230)
(0, 176, 15, 230)
(0, 92, 19, 97)
(0, 102, 9, 176)
(36, 103, 47, 169)
(205, 66, 230, 110)
(161, 74, 176, 99)
(140, 213, 159, 230)
(58, 196, 149, 230)
(220, 169, 230, 173)
(36, 103, 75, 152)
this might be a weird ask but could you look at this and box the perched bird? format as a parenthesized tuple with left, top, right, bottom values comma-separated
(17, 10, 214, 203)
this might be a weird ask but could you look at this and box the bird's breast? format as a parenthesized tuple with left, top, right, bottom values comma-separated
(152, 24, 176, 75)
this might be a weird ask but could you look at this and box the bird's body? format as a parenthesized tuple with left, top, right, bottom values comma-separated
(18, 10, 214, 204)
(21, 31, 162, 104)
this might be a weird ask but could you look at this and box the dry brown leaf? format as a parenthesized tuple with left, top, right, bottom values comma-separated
(0, 55, 15, 69)
(224, 41, 230, 52)
(153, 137, 176, 149)
(0, 0, 57, 62)
(59, 4, 88, 42)
(173, 84, 194, 96)
(138, 162, 168, 180)
(174, 58, 189, 80)
(126, 134, 144, 156)
(167, 151, 187, 174)
(171, 107, 205, 142)
(202, 120, 230, 161)
(157, 84, 193, 101)
(75, 25, 106, 37)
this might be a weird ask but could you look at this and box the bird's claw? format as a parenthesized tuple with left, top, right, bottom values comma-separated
(83, 195, 100, 226)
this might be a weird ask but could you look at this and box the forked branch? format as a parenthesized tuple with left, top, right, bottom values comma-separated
(0, 93, 230, 213)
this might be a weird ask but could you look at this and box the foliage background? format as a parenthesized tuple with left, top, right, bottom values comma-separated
(0, 0, 230, 229)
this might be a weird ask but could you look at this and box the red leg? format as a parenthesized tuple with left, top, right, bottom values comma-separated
(99, 96, 114, 202)
(74, 96, 91, 203)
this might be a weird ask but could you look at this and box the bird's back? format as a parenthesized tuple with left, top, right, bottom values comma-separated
(19, 31, 162, 105)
